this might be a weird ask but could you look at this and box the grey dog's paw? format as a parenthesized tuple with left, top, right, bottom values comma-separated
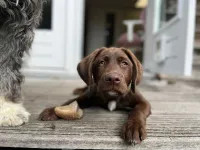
(0, 96, 30, 126)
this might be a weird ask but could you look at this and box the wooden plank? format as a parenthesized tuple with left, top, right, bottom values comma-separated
(1, 113, 200, 149)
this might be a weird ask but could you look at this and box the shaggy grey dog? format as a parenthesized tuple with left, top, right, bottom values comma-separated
(0, 0, 44, 126)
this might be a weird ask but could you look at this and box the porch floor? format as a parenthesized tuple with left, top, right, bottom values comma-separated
(0, 76, 200, 149)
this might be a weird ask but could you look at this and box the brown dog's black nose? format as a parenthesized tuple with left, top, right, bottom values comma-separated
(104, 74, 121, 84)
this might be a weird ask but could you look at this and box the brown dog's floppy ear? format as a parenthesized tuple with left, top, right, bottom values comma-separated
(121, 48, 143, 93)
(77, 48, 105, 86)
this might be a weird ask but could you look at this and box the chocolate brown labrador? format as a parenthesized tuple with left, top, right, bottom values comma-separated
(39, 47, 151, 145)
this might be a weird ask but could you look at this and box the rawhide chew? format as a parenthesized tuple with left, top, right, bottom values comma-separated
(54, 101, 83, 120)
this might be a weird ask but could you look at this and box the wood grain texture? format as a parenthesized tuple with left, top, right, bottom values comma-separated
(0, 78, 200, 149)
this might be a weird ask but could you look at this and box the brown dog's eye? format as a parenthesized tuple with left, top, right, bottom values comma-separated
(99, 61, 105, 66)
(121, 61, 128, 66)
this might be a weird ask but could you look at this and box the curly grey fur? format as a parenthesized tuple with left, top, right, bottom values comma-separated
(0, 0, 44, 102)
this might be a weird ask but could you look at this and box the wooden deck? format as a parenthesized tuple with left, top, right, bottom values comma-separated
(0, 77, 200, 149)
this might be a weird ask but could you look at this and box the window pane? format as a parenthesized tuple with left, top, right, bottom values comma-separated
(159, 0, 178, 28)
(38, 0, 52, 30)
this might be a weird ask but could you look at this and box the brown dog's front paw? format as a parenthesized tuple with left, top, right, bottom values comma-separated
(121, 120, 147, 145)
(39, 107, 59, 121)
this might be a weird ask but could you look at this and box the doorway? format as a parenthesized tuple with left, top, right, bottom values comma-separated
(84, 0, 144, 57)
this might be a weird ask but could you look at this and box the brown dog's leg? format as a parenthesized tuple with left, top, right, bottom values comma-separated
(73, 86, 88, 95)
(121, 90, 151, 145)
(39, 92, 92, 121)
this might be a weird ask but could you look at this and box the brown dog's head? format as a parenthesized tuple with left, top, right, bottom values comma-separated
(77, 47, 143, 99)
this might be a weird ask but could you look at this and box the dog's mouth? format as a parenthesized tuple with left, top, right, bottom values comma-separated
(98, 85, 129, 97)
(106, 90, 119, 96)
(102, 90, 121, 99)
(97, 81, 129, 98)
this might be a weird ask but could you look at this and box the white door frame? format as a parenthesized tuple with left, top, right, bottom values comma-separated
(64, 0, 85, 76)
(143, 0, 196, 76)
(23, 0, 85, 78)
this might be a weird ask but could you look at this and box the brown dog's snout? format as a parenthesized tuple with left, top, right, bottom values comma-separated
(104, 73, 121, 85)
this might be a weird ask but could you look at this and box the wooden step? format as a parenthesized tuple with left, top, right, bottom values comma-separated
(196, 17, 200, 25)
(194, 39, 200, 49)
(197, 2, 200, 12)
(195, 32, 200, 40)
(196, 26, 200, 33)
(195, 3, 200, 42)
(195, 3, 200, 45)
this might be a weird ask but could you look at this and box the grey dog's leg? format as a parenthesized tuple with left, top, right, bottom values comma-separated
(0, 0, 44, 126)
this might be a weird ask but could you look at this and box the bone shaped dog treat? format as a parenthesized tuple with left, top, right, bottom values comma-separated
(54, 101, 83, 120)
